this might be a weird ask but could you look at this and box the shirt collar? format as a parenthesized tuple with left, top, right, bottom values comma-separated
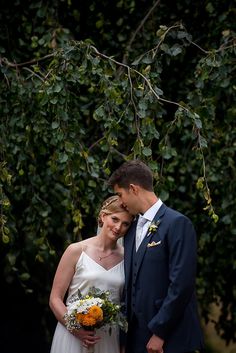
(140, 198, 163, 222)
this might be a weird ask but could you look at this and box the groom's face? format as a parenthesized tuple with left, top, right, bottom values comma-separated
(114, 184, 140, 215)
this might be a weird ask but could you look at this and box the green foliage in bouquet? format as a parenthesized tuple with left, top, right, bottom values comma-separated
(87, 287, 128, 332)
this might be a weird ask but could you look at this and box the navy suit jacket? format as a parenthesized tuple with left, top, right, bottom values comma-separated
(124, 203, 204, 353)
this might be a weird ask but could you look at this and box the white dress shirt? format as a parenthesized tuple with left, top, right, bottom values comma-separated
(136, 198, 163, 251)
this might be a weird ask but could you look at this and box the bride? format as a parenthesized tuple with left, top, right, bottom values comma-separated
(49, 195, 133, 353)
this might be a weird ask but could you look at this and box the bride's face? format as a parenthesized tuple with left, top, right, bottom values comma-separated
(101, 212, 132, 240)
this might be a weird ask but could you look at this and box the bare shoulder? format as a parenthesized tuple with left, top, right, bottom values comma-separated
(63, 239, 86, 257)
(60, 240, 88, 267)
(66, 237, 96, 253)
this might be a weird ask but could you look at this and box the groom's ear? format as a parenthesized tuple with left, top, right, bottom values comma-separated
(129, 183, 140, 195)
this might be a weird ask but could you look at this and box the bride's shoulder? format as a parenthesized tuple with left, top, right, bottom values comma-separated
(66, 237, 96, 253)
(65, 241, 84, 257)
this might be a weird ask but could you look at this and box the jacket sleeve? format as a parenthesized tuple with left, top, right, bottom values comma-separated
(148, 215, 198, 339)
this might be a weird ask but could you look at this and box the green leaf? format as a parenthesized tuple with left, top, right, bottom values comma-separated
(50, 97, 58, 104)
(51, 121, 59, 129)
(142, 146, 152, 156)
(19, 272, 31, 281)
(58, 153, 68, 163)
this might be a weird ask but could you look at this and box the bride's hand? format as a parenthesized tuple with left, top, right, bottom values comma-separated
(72, 328, 100, 347)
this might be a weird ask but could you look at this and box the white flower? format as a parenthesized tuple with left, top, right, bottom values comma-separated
(147, 219, 161, 237)
(67, 297, 104, 315)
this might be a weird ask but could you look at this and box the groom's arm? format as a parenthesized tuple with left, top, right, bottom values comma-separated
(148, 214, 198, 340)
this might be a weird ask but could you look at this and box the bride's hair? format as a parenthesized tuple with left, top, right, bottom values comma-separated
(97, 195, 128, 227)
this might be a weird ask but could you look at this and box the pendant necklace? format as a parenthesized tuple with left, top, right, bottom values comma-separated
(98, 251, 114, 261)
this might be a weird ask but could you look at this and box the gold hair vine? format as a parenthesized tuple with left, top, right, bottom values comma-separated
(101, 196, 119, 210)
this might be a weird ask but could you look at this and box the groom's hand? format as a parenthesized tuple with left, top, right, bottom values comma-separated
(146, 334, 164, 353)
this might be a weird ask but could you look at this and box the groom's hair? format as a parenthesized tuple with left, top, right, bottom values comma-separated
(108, 160, 153, 191)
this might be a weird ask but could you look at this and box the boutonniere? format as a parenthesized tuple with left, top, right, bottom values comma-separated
(147, 219, 161, 237)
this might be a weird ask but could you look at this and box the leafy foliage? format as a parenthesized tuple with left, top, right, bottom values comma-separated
(0, 0, 235, 348)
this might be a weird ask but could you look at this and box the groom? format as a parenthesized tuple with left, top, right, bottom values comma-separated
(108, 160, 204, 353)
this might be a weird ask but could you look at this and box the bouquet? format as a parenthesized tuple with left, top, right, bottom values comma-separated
(64, 286, 128, 334)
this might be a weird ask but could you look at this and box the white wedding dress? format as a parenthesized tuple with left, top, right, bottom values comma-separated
(50, 251, 125, 353)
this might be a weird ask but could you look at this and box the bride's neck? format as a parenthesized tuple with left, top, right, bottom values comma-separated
(95, 233, 117, 251)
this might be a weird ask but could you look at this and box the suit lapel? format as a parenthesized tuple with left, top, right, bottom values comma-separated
(135, 203, 167, 274)
(124, 218, 138, 285)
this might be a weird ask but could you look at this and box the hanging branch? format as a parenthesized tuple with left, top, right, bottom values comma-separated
(122, 0, 161, 64)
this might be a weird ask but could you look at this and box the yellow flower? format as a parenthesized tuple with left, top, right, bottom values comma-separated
(76, 312, 84, 324)
(81, 314, 96, 326)
(88, 305, 103, 321)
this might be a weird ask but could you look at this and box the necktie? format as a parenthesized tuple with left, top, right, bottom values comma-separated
(136, 216, 148, 251)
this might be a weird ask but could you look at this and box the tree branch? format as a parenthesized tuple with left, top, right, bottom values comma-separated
(0, 53, 54, 68)
(122, 0, 161, 63)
